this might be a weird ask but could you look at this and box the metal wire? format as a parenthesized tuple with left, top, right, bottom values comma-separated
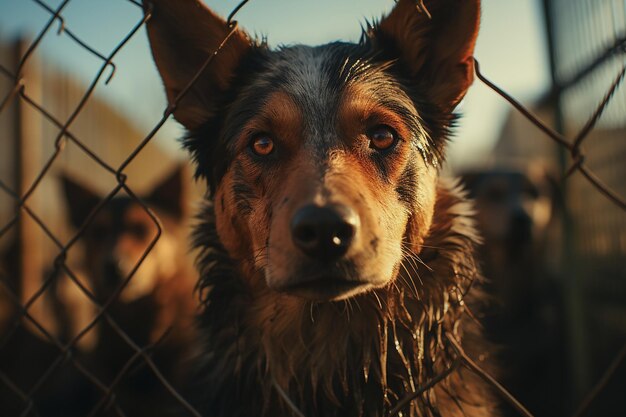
(474, 59, 626, 211)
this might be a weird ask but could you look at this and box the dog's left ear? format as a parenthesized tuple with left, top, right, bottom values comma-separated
(142, 0, 253, 130)
(374, 0, 480, 110)
(147, 166, 185, 219)
(60, 175, 102, 229)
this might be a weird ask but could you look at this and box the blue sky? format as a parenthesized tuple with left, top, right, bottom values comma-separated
(0, 0, 550, 169)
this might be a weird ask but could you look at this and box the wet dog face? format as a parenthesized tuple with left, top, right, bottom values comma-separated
(212, 49, 444, 300)
(144, 0, 480, 301)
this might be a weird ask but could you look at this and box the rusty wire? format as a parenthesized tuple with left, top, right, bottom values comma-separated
(474, 59, 626, 211)
(0, 0, 625, 416)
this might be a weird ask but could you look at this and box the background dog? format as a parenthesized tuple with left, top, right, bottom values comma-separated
(60, 166, 198, 416)
(144, 0, 496, 416)
(0, 167, 198, 417)
(461, 165, 559, 319)
(462, 165, 568, 416)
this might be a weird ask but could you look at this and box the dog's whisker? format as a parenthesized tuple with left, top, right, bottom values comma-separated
(418, 244, 445, 250)
(400, 241, 433, 273)
(398, 260, 422, 300)
(342, 299, 351, 320)
(372, 290, 383, 310)
(309, 302, 316, 324)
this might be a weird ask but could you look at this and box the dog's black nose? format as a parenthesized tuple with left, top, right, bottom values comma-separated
(103, 257, 123, 286)
(510, 208, 533, 244)
(291, 204, 357, 260)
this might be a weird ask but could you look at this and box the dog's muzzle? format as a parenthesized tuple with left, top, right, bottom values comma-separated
(279, 203, 367, 301)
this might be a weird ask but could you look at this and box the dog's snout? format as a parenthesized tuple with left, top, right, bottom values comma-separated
(103, 256, 123, 285)
(510, 208, 533, 243)
(290, 204, 358, 260)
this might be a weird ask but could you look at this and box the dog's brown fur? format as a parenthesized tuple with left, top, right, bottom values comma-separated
(143, 0, 497, 416)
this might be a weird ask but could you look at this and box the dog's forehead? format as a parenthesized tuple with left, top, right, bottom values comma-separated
(269, 44, 373, 95)
(215, 42, 439, 167)
(220, 44, 355, 147)
(226, 43, 416, 140)
(260, 44, 361, 134)
(268, 46, 333, 94)
(101, 198, 133, 218)
(92, 198, 138, 225)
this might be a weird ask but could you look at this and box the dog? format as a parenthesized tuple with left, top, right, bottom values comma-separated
(461, 166, 555, 257)
(462, 166, 566, 416)
(143, 0, 496, 416)
(61, 167, 198, 415)
(461, 166, 559, 322)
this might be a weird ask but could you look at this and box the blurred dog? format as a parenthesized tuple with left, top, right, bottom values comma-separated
(61, 167, 198, 415)
(144, 0, 496, 416)
(462, 166, 566, 416)
(461, 166, 558, 319)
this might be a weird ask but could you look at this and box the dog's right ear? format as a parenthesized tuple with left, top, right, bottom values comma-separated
(142, 0, 252, 130)
(60, 176, 101, 229)
(373, 0, 480, 111)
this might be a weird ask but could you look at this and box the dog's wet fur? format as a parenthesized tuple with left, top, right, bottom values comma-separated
(144, 0, 497, 416)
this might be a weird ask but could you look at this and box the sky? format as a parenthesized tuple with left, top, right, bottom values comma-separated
(0, 0, 551, 170)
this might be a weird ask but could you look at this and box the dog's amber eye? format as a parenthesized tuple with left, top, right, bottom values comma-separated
(250, 135, 274, 156)
(368, 125, 397, 151)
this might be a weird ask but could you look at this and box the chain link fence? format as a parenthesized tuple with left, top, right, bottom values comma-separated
(542, 1, 626, 415)
(0, 0, 624, 416)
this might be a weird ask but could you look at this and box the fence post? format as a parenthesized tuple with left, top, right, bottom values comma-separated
(14, 38, 52, 338)
(540, 0, 590, 405)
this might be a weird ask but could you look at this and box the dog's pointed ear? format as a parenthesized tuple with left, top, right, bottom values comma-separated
(460, 172, 481, 197)
(374, 0, 480, 110)
(60, 175, 101, 229)
(143, 0, 253, 129)
(146, 166, 185, 219)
